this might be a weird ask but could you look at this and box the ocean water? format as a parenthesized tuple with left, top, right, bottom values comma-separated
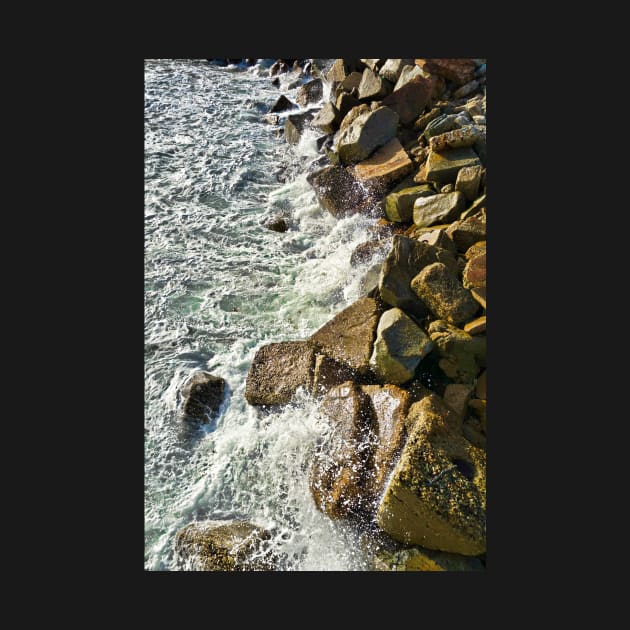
(144, 59, 387, 570)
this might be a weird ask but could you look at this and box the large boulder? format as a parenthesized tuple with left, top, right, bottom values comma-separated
(379, 59, 415, 83)
(428, 320, 486, 383)
(384, 184, 435, 223)
(269, 94, 297, 113)
(378, 235, 458, 318)
(424, 146, 481, 187)
(180, 371, 226, 423)
(411, 262, 479, 325)
(393, 64, 425, 91)
(369, 307, 434, 385)
(446, 211, 486, 252)
(429, 125, 485, 152)
(245, 341, 316, 405)
(284, 111, 314, 145)
(335, 106, 399, 165)
(175, 521, 277, 571)
(381, 76, 432, 125)
(296, 78, 323, 106)
(307, 164, 377, 217)
(312, 102, 342, 135)
(311, 353, 357, 398)
(339, 71, 363, 93)
(455, 165, 483, 201)
(416, 228, 457, 255)
(415, 58, 476, 86)
(326, 58, 364, 84)
(352, 138, 414, 195)
(310, 381, 376, 519)
(335, 91, 361, 119)
(376, 395, 486, 555)
(413, 191, 466, 228)
(309, 296, 385, 376)
(357, 68, 392, 101)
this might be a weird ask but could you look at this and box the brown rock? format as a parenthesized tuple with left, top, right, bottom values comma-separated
(471, 288, 486, 310)
(340, 71, 363, 93)
(335, 92, 361, 119)
(312, 102, 341, 135)
(379, 59, 415, 83)
(425, 146, 481, 187)
(358, 68, 391, 101)
(429, 125, 485, 153)
(360, 58, 386, 72)
(381, 76, 432, 126)
(284, 111, 314, 145)
(384, 184, 435, 223)
(453, 79, 481, 99)
(476, 370, 487, 400)
(463, 416, 486, 450)
(464, 241, 486, 260)
(443, 384, 474, 419)
(350, 240, 389, 267)
(413, 107, 442, 133)
(455, 165, 483, 202)
(446, 212, 486, 252)
(296, 78, 323, 107)
(352, 137, 414, 195)
(416, 228, 457, 255)
(312, 353, 357, 398)
(463, 251, 486, 292)
(269, 94, 297, 113)
(415, 59, 476, 86)
(181, 372, 226, 423)
(374, 545, 484, 571)
(464, 315, 486, 335)
(413, 191, 466, 228)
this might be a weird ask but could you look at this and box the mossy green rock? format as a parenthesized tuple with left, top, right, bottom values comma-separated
(376, 396, 486, 555)
(385, 185, 435, 223)
(428, 320, 486, 383)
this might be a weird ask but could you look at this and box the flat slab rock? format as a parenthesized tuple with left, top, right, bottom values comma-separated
(352, 137, 414, 195)
(425, 146, 481, 187)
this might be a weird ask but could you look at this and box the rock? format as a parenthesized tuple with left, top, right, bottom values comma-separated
(473, 115, 486, 125)
(357, 68, 391, 101)
(326, 58, 359, 84)
(413, 191, 466, 228)
(384, 184, 435, 223)
(423, 113, 459, 139)
(339, 71, 363, 93)
(284, 111, 314, 145)
(310, 381, 376, 518)
(338, 103, 370, 132)
(175, 521, 277, 571)
(360, 59, 386, 72)
(352, 138, 414, 195)
(476, 370, 487, 400)
(269, 60, 283, 76)
(306, 164, 376, 218)
(361, 383, 412, 495)
(446, 212, 486, 252)
(414, 107, 442, 133)
(471, 289, 486, 310)
(443, 384, 474, 418)
(468, 399, 487, 431)
(464, 316, 486, 335)
(360, 262, 383, 295)
(463, 251, 486, 292)
(296, 79, 323, 107)
(429, 125, 485, 153)
(350, 240, 390, 267)
(440, 183, 455, 193)
(381, 76, 432, 126)
(245, 341, 316, 405)
(415, 228, 457, 254)
(425, 146, 481, 187)
(369, 307, 434, 386)
(455, 165, 483, 202)
(312, 353, 357, 398)
(270, 77, 280, 87)
(263, 113, 280, 125)
(453, 79, 480, 99)
(269, 94, 297, 113)
(263, 215, 288, 232)
(465, 241, 486, 260)
(393, 64, 424, 92)
(463, 416, 486, 450)
(411, 262, 479, 326)
(336, 106, 399, 165)
(309, 296, 385, 376)
(415, 59, 476, 86)
(312, 102, 341, 134)
(374, 545, 484, 571)
(428, 320, 486, 383)
(460, 193, 486, 221)
(376, 395, 486, 554)
(379, 59, 415, 83)
(379, 235, 458, 317)
(180, 371, 226, 423)
(335, 91, 361, 119)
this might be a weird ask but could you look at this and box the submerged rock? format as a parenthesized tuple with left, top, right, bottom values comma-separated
(180, 371, 226, 423)
(263, 215, 288, 232)
(269, 94, 297, 113)
(307, 164, 376, 217)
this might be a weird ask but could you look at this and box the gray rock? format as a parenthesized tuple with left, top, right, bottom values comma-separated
(424, 147, 481, 187)
(296, 79, 323, 107)
(180, 371, 226, 423)
(340, 71, 363, 93)
(394, 64, 424, 91)
(455, 165, 483, 201)
(360, 58, 386, 71)
(358, 68, 391, 101)
(312, 102, 342, 134)
(379, 59, 415, 83)
(269, 94, 297, 113)
(413, 191, 466, 228)
(284, 111, 315, 145)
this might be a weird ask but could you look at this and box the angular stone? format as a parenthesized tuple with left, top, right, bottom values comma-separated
(446, 212, 486, 252)
(307, 164, 376, 218)
(411, 262, 479, 326)
(463, 251, 486, 291)
(416, 228, 457, 255)
(471, 288, 486, 310)
(269, 94, 297, 113)
(339, 103, 370, 132)
(425, 147, 481, 187)
(310, 381, 376, 518)
(476, 370, 487, 400)
(459, 193, 486, 221)
(245, 341, 316, 405)
(468, 399, 487, 431)
(336, 106, 400, 165)
(443, 384, 474, 419)
(441, 183, 455, 193)
(394, 64, 425, 92)
(453, 79, 480, 99)
(312, 102, 342, 134)
(284, 111, 314, 145)
(296, 78, 323, 107)
(385, 184, 435, 223)
(309, 296, 385, 375)
(350, 240, 389, 267)
(312, 353, 357, 398)
(455, 165, 483, 202)
(180, 371, 226, 423)
(415, 58, 476, 86)
(376, 396, 486, 554)
(340, 71, 363, 92)
(327, 58, 359, 84)
(352, 138, 414, 195)
(423, 113, 459, 139)
(413, 107, 442, 132)
(374, 546, 484, 571)
(464, 315, 486, 335)
(175, 521, 277, 571)
(263, 215, 288, 232)
(381, 76, 432, 126)
(358, 68, 391, 101)
(369, 307, 433, 385)
(379, 235, 458, 317)
(428, 320, 486, 383)
(429, 125, 485, 153)
(465, 241, 486, 260)
(335, 91, 361, 119)
(379, 59, 415, 83)
(360, 58, 386, 71)
(413, 191, 466, 228)
(359, 262, 382, 295)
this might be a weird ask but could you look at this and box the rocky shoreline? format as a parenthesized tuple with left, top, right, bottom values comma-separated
(176, 58, 487, 571)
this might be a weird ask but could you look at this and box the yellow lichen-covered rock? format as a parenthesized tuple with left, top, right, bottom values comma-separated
(374, 546, 484, 571)
(376, 396, 486, 555)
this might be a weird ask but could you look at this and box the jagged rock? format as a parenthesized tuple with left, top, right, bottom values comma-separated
(413, 191, 466, 228)
(378, 235, 458, 317)
(326, 58, 363, 84)
(350, 240, 390, 267)
(416, 228, 457, 254)
(453, 79, 480, 99)
(335, 91, 361, 119)
(455, 165, 483, 201)
(379, 59, 415, 83)
(376, 395, 486, 554)
(312, 353, 357, 398)
(425, 146, 481, 187)
(296, 78, 323, 107)
(336, 106, 399, 165)
(423, 113, 459, 139)
(393, 64, 424, 91)
(464, 316, 486, 335)
(382, 76, 432, 125)
(428, 320, 486, 383)
(384, 184, 435, 223)
(175, 521, 277, 571)
(310, 381, 376, 519)
(338, 103, 370, 132)
(309, 296, 385, 376)
(245, 341, 316, 405)
(374, 546, 484, 571)
(415, 58, 476, 86)
(284, 111, 314, 145)
(460, 193, 486, 221)
(312, 102, 342, 134)
(446, 211, 486, 252)
(414, 107, 442, 132)
(306, 164, 376, 217)
(429, 125, 485, 152)
(269, 94, 297, 113)
(263, 215, 288, 232)
(360, 58, 386, 71)
(410, 262, 479, 326)
(443, 383, 474, 418)
(463, 251, 486, 292)
(358, 68, 392, 101)
(180, 372, 226, 423)
(464, 241, 486, 260)
(352, 137, 414, 195)
(339, 71, 363, 93)
(360, 262, 382, 295)
(369, 307, 433, 386)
